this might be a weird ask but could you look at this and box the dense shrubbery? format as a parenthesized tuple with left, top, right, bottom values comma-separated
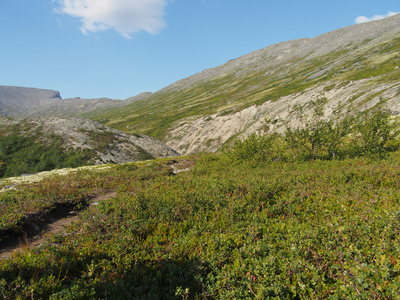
(228, 99, 399, 162)
(1, 153, 400, 298)
(0, 132, 94, 178)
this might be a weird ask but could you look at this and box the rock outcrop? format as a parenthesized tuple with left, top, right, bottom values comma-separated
(0, 117, 179, 164)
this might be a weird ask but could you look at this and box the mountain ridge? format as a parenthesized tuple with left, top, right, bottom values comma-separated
(157, 14, 400, 93)
(0, 85, 153, 118)
(23, 92, 153, 118)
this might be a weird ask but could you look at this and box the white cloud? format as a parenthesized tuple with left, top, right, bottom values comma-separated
(355, 11, 399, 24)
(56, 0, 168, 38)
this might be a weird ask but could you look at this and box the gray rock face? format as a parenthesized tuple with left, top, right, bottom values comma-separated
(0, 86, 62, 117)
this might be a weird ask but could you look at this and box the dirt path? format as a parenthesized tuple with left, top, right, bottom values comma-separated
(0, 191, 117, 260)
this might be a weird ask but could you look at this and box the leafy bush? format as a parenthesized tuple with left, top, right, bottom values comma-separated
(225, 133, 280, 162)
(350, 106, 400, 157)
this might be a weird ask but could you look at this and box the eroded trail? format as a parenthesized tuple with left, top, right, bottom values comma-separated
(0, 191, 117, 260)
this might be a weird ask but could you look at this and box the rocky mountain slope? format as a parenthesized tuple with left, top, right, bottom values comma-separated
(88, 14, 400, 154)
(0, 117, 178, 165)
(0, 86, 61, 117)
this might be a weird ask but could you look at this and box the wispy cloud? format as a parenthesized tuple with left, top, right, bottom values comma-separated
(355, 11, 399, 24)
(56, 0, 168, 38)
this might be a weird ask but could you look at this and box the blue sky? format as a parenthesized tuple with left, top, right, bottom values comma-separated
(0, 0, 399, 100)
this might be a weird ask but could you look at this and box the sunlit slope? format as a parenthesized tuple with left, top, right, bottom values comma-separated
(87, 15, 400, 153)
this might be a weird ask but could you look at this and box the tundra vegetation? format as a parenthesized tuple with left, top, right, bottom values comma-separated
(0, 128, 94, 178)
(1, 101, 400, 299)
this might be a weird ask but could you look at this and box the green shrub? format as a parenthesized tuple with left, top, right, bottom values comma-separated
(350, 106, 400, 158)
(226, 133, 280, 162)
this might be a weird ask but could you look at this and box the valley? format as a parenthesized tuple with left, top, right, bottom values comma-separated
(1, 14, 400, 298)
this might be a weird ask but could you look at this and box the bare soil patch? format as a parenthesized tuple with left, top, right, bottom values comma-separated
(0, 191, 117, 260)
(167, 159, 196, 174)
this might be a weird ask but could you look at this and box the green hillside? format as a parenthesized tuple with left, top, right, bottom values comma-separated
(0, 117, 177, 179)
(85, 22, 400, 144)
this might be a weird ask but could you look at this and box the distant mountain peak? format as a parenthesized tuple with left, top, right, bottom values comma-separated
(0, 86, 62, 117)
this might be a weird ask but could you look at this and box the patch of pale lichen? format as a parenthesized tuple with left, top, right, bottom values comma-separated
(0, 164, 112, 192)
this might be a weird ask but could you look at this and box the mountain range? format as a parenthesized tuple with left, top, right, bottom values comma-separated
(1, 14, 400, 155)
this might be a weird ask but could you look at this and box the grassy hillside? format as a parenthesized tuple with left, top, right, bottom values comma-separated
(1, 108, 400, 298)
(2, 18, 399, 156)
(86, 27, 400, 144)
